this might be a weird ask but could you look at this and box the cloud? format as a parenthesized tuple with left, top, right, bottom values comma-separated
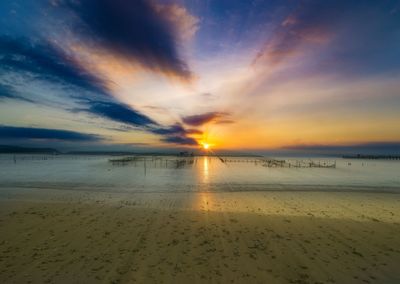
(155, 3, 199, 41)
(72, 104, 200, 146)
(151, 123, 200, 145)
(253, 1, 336, 66)
(254, 0, 400, 75)
(0, 14, 199, 147)
(151, 123, 186, 135)
(75, 101, 201, 146)
(0, 37, 158, 127)
(0, 36, 109, 96)
(87, 101, 157, 127)
(186, 129, 203, 135)
(182, 112, 231, 126)
(0, 84, 34, 103)
(0, 6, 200, 147)
(0, 125, 101, 141)
(0, 37, 197, 146)
(73, 101, 202, 146)
(62, 0, 194, 80)
(161, 135, 198, 145)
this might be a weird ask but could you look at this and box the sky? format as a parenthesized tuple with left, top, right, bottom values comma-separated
(1, 0, 400, 153)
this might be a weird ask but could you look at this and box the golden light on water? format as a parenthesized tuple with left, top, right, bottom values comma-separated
(203, 157, 209, 182)
(195, 157, 213, 211)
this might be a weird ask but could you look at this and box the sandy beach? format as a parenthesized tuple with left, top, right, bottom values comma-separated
(1, 188, 400, 283)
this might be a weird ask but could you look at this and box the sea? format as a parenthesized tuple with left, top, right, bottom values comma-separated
(0, 155, 399, 193)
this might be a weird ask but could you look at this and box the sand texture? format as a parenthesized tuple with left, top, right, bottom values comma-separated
(1, 189, 400, 283)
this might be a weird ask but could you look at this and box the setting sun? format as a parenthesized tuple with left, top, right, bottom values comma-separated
(202, 143, 210, 150)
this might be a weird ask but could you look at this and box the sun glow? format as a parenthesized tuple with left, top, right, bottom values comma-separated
(199, 139, 215, 151)
(202, 143, 210, 150)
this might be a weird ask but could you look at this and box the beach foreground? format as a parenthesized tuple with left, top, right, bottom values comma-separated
(1, 189, 400, 283)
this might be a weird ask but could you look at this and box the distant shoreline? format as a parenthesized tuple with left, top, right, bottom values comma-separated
(343, 154, 400, 160)
(2, 145, 400, 158)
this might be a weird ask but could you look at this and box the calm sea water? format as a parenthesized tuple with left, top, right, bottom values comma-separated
(0, 155, 399, 193)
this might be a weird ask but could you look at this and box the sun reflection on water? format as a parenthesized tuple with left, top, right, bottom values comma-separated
(203, 157, 209, 183)
(192, 157, 213, 211)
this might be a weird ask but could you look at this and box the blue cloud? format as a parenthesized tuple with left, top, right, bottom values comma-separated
(0, 37, 157, 129)
(0, 125, 101, 141)
(0, 84, 34, 103)
(0, 36, 108, 96)
(150, 123, 200, 145)
(182, 112, 232, 126)
(87, 101, 157, 127)
(0, 37, 196, 146)
(151, 124, 186, 135)
(161, 135, 198, 146)
(72, 103, 199, 145)
(62, 0, 192, 80)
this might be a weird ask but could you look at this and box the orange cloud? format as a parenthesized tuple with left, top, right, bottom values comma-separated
(155, 3, 199, 42)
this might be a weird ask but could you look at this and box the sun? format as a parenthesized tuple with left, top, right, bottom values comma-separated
(200, 140, 213, 151)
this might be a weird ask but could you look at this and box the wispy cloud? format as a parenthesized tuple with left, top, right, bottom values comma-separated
(60, 0, 195, 80)
(0, 36, 198, 146)
(73, 101, 200, 145)
(182, 112, 232, 126)
(2, 0, 399, 150)
(0, 36, 108, 96)
(254, 0, 400, 76)
(0, 125, 101, 142)
(161, 135, 198, 146)
(87, 101, 157, 128)
(151, 123, 199, 145)
(253, 1, 334, 66)
(0, 84, 34, 103)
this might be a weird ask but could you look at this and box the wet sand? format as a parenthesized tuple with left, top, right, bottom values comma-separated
(1, 189, 400, 283)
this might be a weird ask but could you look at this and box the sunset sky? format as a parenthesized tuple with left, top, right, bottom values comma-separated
(1, 0, 400, 153)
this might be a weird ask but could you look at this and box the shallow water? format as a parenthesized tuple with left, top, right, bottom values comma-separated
(0, 155, 399, 192)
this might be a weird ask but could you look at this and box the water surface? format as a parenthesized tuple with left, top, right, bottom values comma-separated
(0, 155, 399, 193)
